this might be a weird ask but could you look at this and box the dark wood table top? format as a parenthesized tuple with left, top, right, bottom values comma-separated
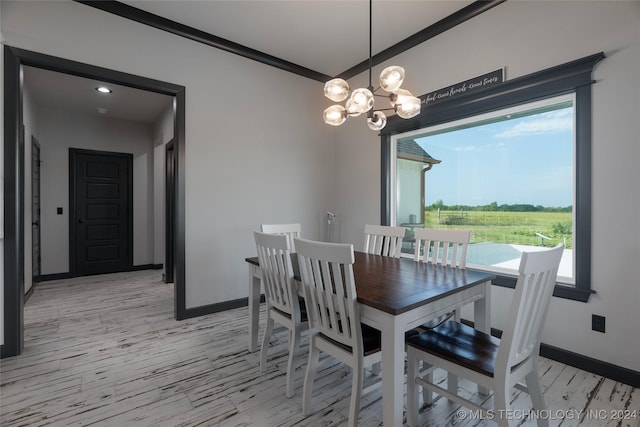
(246, 251, 495, 316)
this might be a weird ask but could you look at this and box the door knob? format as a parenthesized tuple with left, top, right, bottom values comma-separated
(78, 219, 84, 224)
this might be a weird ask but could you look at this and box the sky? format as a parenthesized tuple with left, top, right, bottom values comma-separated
(413, 106, 574, 208)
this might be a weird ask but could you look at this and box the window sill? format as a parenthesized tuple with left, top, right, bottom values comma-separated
(490, 275, 593, 302)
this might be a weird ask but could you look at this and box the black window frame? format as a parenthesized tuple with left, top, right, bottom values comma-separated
(380, 52, 605, 302)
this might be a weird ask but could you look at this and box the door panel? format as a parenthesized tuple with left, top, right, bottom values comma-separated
(71, 149, 132, 276)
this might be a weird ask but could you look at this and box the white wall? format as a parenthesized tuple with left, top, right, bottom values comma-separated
(334, 1, 640, 372)
(397, 159, 423, 225)
(36, 106, 155, 273)
(0, 0, 335, 311)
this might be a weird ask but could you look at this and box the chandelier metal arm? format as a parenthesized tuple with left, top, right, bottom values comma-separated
(322, 0, 420, 130)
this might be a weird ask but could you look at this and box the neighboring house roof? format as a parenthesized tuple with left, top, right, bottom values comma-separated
(397, 139, 441, 165)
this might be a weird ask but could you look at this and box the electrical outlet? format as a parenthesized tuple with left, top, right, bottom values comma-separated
(592, 314, 605, 333)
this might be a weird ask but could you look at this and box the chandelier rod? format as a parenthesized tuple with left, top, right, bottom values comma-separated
(368, 0, 374, 119)
(368, 0, 373, 91)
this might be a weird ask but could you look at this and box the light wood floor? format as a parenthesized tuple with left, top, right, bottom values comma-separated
(1, 270, 637, 426)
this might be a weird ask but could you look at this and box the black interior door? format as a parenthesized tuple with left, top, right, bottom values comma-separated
(70, 149, 133, 276)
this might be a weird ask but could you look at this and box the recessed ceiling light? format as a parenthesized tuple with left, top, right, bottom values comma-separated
(95, 86, 112, 94)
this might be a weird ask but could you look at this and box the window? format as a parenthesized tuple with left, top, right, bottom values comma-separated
(379, 53, 605, 301)
(391, 95, 575, 283)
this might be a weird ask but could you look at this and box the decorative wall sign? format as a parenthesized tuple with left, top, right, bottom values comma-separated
(420, 69, 504, 106)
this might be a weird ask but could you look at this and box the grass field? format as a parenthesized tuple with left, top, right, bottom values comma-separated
(423, 210, 573, 248)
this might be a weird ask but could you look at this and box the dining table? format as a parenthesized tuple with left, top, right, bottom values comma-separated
(245, 251, 495, 426)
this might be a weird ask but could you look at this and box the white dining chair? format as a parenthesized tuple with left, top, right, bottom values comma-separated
(413, 227, 471, 268)
(362, 224, 406, 374)
(294, 237, 382, 427)
(363, 224, 405, 258)
(406, 243, 564, 427)
(261, 223, 302, 252)
(414, 228, 472, 331)
(253, 231, 307, 398)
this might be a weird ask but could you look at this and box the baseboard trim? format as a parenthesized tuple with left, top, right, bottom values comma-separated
(184, 298, 247, 319)
(183, 295, 266, 319)
(540, 343, 640, 388)
(132, 264, 163, 271)
(40, 272, 75, 282)
(24, 285, 34, 303)
(460, 319, 639, 388)
(40, 265, 163, 282)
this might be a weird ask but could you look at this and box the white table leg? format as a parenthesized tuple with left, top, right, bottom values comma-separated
(474, 280, 491, 334)
(248, 266, 261, 352)
(474, 280, 492, 394)
(381, 316, 405, 426)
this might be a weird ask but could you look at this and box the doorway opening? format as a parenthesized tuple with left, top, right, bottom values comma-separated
(2, 46, 186, 358)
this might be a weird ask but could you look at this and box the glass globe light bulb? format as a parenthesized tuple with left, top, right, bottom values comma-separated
(396, 95, 421, 119)
(379, 66, 405, 92)
(345, 99, 362, 117)
(389, 88, 411, 107)
(350, 88, 374, 113)
(367, 111, 387, 131)
(324, 78, 350, 102)
(323, 105, 347, 126)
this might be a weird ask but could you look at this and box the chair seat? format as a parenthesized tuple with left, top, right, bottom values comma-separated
(319, 323, 381, 356)
(404, 328, 421, 339)
(406, 321, 500, 377)
(361, 324, 382, 356)
(273, 297, 308, 322)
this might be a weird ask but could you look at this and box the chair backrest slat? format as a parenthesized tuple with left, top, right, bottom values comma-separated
(363, 224, 405, 258)
(261, 223, 302, 252)
(413, 228, 471, 268)
(295, 238, 360, 351)
(496, 244, 564, 370)
(254, 231, 299, 319)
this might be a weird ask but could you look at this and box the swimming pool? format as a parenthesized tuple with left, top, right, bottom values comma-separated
(467, 242, 522, 265)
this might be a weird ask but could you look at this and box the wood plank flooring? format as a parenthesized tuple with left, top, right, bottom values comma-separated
(1, 270, 638, 426)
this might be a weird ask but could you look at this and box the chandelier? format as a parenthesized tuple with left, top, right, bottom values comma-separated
(323, 0, 421, 131)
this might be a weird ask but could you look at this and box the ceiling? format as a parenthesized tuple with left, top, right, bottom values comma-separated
(122, 0, 476, 78)
(24, 66, 173, 123)
(24, 0, 488, 123)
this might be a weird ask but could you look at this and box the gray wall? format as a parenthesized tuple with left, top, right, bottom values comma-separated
(152, 104, 175, 268)
(35, 107, 156, 274)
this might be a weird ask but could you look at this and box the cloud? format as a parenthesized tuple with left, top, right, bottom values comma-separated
(453, 141, 505, 152)
(494, 110, 573, 138)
